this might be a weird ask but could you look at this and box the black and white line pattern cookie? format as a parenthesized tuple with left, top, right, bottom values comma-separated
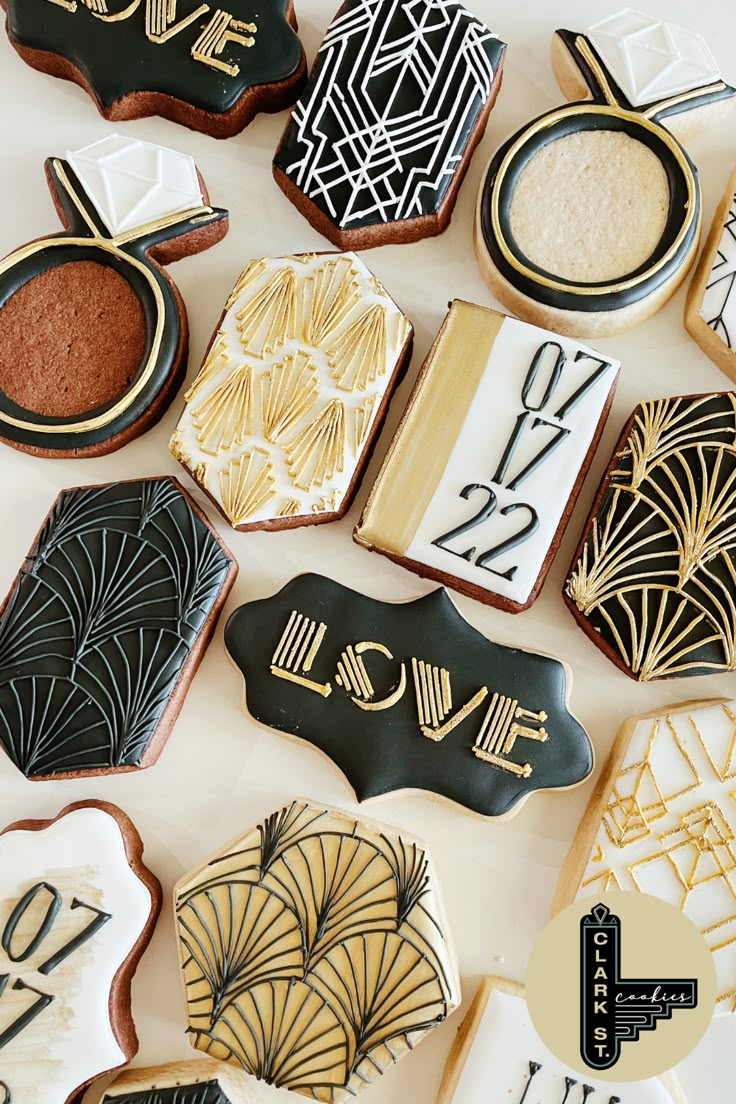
(686, 164, 736, 383)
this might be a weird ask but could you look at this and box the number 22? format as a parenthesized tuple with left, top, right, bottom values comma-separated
(432, 484, 539, 582)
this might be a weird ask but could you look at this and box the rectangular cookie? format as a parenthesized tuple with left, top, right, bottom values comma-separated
(354, 301, 619, 611)
(685, 163, 736, 381)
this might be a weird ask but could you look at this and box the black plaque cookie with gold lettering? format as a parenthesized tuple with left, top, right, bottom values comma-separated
(2, 0, 306, 138)
(224, 574, 593, 819)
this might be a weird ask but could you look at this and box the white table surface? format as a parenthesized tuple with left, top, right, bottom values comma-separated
(0, 1, 734, 1101)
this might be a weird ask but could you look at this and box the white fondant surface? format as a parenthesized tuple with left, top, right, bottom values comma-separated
(67, 134, 204, 236)
(405, 316, 618, 604)
(699, 188, 736, 351)
(451, 987, 677, 1103)
(587, 10, 722, 108)
(0, 807, 154, 1104)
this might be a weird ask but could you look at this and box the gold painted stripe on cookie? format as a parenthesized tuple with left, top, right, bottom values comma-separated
(355, 301, 503, 555)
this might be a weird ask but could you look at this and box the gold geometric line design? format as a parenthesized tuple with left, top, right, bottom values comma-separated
(694, 703, 736, 782)
(236, 266, 298, 357)
(581, 868, 623, 893)
(278, 498, 302, 517)
(328, 303, 388, 393)
(261, 352, 319, 444)
(218, 448, 276, 526)
(191, 10, 257, 76)
(226, 259, 268, 311)
(354, 395, 377, 455)
(270, 611, 331, 696)
(411, 658, 452, 733)
(302, 257, 361, 347)
(80, 0, 108, 11)
(146, 0, 209, 42)
(170, 429, 211, 488)
(472, 693, 548, 778)
(312, 490, 343, 514)
(335, 646, 374, 701)
(284, 399, 346, 491)
(191, 362, 254, 456)
(185, 333, 231, 404)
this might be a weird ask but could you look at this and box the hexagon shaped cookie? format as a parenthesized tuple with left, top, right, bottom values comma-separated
(173, 800, 460, 1100)
(102, 1058, 257, 1104)
(170, 252, 413, 531)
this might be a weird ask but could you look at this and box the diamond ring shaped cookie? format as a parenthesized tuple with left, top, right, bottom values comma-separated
(170, 252, 413, 530)
(2, 0, 306, 137)
(354, 301, 619, 612)
(437, 977, 686, 1104)
(0, 800, 161, 1104)
(475, 10, 736, 338)
(555, 698, 736, 1017)
(564, 393, 736, 681)
(224, 573, 593, 819)
(273, 0, 506, 248)
(686, 164, 736, 383)
(0, 135, 228, 458)
(0, 477, 237, 780)
(174, 799, 460, 1100)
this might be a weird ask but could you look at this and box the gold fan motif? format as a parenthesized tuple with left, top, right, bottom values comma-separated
(218, 449, 276, 525)
(236, 266, 298, 356)
(302, 257, 361, 346)
(260, 351, 319, 443)
(185, 333, 230, 404)
(285, 399, 346, 491)
(328, 304, 388, 392)
(191, 363, 254, 456)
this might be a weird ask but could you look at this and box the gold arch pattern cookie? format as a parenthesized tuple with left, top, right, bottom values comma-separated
(0, 800, 161, 1104)
(686, 164, 736, 382)
(475, 11, 736, 338)
(437, 976, 686, 1104)
(555, 698, 736, 1016)
(564, 393, 736, 680)
(0, 134, 228, 458)
(170, 252, 412, 530)
(173, 799, 460, 1100)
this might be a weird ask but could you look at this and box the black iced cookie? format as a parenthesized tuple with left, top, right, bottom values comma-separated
(224, 573, 593, 819)
(0, 477, 237, 779)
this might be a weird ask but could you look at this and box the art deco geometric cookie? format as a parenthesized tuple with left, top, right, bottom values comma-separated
(685, 164, 736, 382)
(102, 1058, 257, 1104)
(3, 0, 306, 137)
(355, 301, 619, 612)
(564, 393, 736, 680)
(0, 135, 228, 458)
(273, 0, 506, 248)
(437, 977, 685, 1104)
(0, 477, 237, 779)
(224, 574, 593, 819)
(173, 799, 460, 1100)
(0, 801, 161, 1104)
(555, 699, 736, 1016)
(170, 253, 413, 530)
(475, 11, 736, 338)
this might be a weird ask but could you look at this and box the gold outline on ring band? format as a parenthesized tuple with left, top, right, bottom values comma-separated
(489, 107, 698, 298)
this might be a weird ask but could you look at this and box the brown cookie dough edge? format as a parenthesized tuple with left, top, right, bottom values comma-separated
(1, 1, 307, 139)
(0, 798, 162, 1104)
(272, 60, 505, 249)
(0, 475, 237, 780)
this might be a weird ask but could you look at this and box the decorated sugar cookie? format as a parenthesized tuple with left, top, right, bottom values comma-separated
(437, 977, 686, 1104)
(273, 0, 506, 248)
(2, 0, 306, 137)
(0, 801, 161, 1104)
(355, 300, 619, 612)
(174, 799, 460, 1099)
(475, 11, 736, 338)
(685, 164, 736, 382)
(0, 477, 237, 779)
(103, 1059, 257, 1104)
(555, 698, 736, 1016)
(170, 252, 412, 530)
(0, 135, 228, 457)
(224, 573, 593, 819)
(564, 393, 736, 680)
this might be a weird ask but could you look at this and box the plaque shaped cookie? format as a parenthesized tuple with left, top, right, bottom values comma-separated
(2, 0, 306, 138)
(272, 0, 506, 248)
(174, 799, 460, 1100)
(0, 477, 237, 780)
(170, 252, 413, 530)
(224, 574, 593, 819)
(102, 1058, 257, 1104)
(355, 301, 619, 612)
(0, 801, 161, 1104)
(475, 11, 736, 338)
(437, 977, 686, 1104)
(555, 698, 736, 1016)
(685, 164, 736, 382)
(564, 393, 736, 680)
(0, 135, 228, 458)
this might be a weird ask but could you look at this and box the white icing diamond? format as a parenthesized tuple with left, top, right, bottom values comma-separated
(587, 9, 722, 108)
(67, 134, 204, 236)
